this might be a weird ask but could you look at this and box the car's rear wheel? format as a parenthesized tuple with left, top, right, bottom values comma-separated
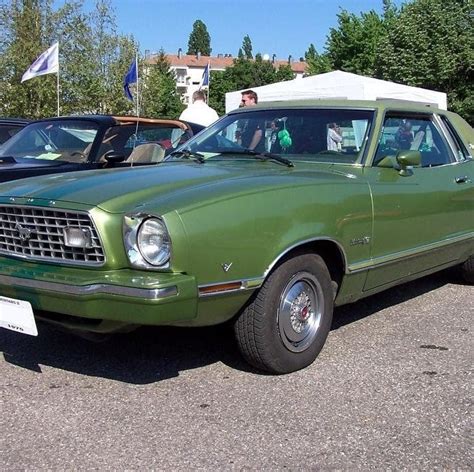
(461, 255, 474, 284)
(234, 253, 333, 374)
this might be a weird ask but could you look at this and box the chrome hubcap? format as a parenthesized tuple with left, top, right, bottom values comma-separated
(278, 272, 323, 353)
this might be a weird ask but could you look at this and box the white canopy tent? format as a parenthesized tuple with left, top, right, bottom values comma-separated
(225, 70, 447, 113)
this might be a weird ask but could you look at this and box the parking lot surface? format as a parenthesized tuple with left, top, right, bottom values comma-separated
(1, 269, 472, 470)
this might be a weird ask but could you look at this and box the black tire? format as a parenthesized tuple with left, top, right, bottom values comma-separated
(234, 253, 334, 374)
(461, 255, 474, 284)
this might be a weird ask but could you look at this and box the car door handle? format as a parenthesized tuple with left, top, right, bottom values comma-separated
(455, 176, 471, 184)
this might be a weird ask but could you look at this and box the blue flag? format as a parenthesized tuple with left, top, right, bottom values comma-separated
(124, 59, 137, 101)
(199, 63, 210, 88)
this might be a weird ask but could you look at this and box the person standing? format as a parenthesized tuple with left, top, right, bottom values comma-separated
(239, 89, 264, 151)
(179, 90, 219, 127)
(327, 122, 342, 151)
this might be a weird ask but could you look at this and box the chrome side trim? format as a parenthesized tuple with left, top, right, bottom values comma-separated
(0, 275, 178, 300)
(199, 233, 473, 298)
(198, 277, 264, 298)
(347, 232, 474, 273)
(264, 237, 349, 276)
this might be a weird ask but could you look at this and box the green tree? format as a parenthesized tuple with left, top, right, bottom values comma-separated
(72, 0, 137, 115)
(186, 19, 211, 56)
(141, 49, 184, 119)
(242, 34, 253, 59)
(326, 8, 390, 76)
(375, 0, 473, 122)
(0, 0, 137, 118)
(305, 44, 317, 62)
(304, 43, 331, 75)
(0, 0, 62, 118)
(207, 70, 229, 116)
(104, 35, 138, 115)
(208, 56, 295, 115)
(275, 64, 296, 82)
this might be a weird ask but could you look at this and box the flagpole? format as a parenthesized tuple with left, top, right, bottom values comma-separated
(131, 53, 139, 168)
(56, 71, 60, 116)
(56, 42, 60, 116)
(135, 54, 139, 118)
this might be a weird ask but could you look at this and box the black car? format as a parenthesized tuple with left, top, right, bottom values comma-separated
(0, 115, 204, 182)
(0, 118, 30, 145)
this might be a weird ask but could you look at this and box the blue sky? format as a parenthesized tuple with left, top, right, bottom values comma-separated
(79, 0, 397, 60)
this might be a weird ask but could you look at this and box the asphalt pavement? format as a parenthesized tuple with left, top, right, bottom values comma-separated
(1, 268, 472, 470)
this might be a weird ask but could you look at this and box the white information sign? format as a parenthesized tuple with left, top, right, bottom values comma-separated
(0, 296, 38, 336)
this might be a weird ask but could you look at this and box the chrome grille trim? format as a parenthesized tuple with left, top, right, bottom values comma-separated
(0, 205, 105, 266)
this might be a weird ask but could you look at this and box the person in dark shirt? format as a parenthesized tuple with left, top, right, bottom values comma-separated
(239, 90, 264, 152)
(395, 121, 414, 150)
(269, 119, 284, 153)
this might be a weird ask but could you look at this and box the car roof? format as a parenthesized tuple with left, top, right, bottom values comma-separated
(228, 98, 442, 114)
(0, 118, 30, 125)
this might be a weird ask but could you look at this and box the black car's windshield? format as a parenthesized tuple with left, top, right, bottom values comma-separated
(169, 108, 374, 165)
(0, 120, 99, 162)
(0, 120, 196, 165)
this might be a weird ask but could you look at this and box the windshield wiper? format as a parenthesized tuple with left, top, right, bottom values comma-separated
(217, 149, 294, 168)
(169, 149, 205, 164)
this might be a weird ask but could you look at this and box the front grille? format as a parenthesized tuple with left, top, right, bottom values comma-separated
(0, 205, 105, 266)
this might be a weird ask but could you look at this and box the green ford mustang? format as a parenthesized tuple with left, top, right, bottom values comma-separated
(0, 99, 472, 374)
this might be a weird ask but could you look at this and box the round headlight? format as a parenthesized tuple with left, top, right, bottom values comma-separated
(137, 218, 171, 266)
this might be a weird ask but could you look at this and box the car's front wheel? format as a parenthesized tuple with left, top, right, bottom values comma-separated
(234, 253, 334, 374)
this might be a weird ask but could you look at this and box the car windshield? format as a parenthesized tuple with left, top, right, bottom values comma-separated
(170, 108, 374, 165)
(0, 120, 194, 164)
(0, 120, 99, 162)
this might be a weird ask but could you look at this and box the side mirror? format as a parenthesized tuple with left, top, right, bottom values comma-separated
(396, 150, 421, 176)
(104, 152, 126, 164)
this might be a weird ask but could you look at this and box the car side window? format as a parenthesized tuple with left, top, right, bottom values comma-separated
(439, 115, 472, 162)
(375, 113, 455, 167)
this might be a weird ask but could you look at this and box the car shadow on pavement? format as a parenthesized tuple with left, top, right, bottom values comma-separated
(0, 268, 460, 383)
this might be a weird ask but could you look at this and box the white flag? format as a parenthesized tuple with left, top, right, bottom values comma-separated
(21, 42, 59, 83)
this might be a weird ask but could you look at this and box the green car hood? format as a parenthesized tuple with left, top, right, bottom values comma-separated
(0, 161, 352, 214)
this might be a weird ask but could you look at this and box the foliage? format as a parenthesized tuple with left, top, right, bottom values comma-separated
(0, 0, 62, 118)
(375, 0, 473, 122)
(104, 35, 138, 115)
(0, 0, 137, 118)
(186, 19, 211, 56)
(275, 64, 295, 82)
(208, 56, 295, 115)
(242, 35, 253, 60)
(305, 44, 317, 62)
(325, 7, 392, 76)
(304, 43, 331, 76)
(141, 50, 184, 119)
(308, 0, 472, 120)
(0, 0, 471, 123)
(207, 71, 228, 116)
